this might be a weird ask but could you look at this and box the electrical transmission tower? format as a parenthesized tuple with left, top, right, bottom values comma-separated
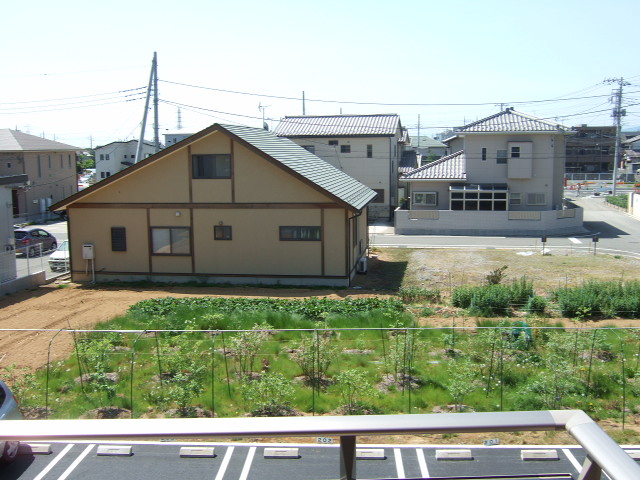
(604, 77, 630, 195)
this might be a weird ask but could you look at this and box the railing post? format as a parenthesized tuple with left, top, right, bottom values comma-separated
(339, 435, 356, 480)
(577, 456, 602, 480)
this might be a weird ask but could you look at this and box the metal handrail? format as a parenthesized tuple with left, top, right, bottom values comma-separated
(1, 410, 638, 480)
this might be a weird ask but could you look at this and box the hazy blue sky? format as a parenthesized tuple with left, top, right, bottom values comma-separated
(1, 0, 638, 148)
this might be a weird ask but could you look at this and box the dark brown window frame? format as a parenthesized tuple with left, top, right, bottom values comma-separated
(111, 227, 127, 252)
(279, 226, 321, 241)
(192, 154, 232, 179)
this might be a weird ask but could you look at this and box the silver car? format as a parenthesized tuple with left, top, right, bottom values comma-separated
(0, 380, 21, 464)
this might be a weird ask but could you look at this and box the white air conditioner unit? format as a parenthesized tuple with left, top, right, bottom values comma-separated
(356, 257, 368, 274)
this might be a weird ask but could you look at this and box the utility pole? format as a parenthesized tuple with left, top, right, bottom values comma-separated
(153, 52, 160, 153)
(302, 91, 306, 115)
(136, 52, 159, 164)
(604, 77, 629, 196)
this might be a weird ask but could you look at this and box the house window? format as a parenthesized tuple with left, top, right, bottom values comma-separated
(413, 192, 438, 207)
(6, 162, 11, 168)
(111, 227, 127, 251)
(192, 154, 232, 179)
(367, 144, 373, 158)
(100, 154, 105, 161)
(151, 227, 191, 255)
(279, 226, 321, 241)
(37, 156, 42, 177)
(328, 140, 338, 146)
(340, 144, 351, 153)
(68, 155, 72, 168)
(48, 155, 51, 168)
(496, 150, 507, 164)
(449, 184, 508, 211)
(372, 189, 385, 203)
(106, 154, 110, 161)
(481, 148, 487, 161)
(527, 193, 546, 206)
(131, 154, 135, 159)
(302, 145, 315, 154)
(511, 146, 521, 158)
(214, 225, 232, 240)
(509, 193, 522, 206)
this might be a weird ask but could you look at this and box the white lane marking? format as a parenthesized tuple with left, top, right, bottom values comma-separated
(569, 238, 582, 244)
(238, 446, 256, 480)
(57, 444, 95, 480)
(33, 443, 75, 480)
(416, 448, 430, 478)
(394, 448, 405, 478)
(562, 448, 582, 473)
(214, 446, 235, 480)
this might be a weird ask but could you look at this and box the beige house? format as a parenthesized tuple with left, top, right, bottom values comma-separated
(0, 130, 79, 223)
(51, 124, 376, 286)
(396, 109, 585, 235)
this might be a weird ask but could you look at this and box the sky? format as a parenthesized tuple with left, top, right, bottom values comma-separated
(1, 0, 639, 149)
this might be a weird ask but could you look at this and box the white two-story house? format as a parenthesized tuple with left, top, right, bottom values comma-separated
(275, 114, 405, 220)
(396, 108, 585, 235)
(95, 140, 156, 180)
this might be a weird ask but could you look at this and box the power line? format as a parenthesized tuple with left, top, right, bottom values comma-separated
(160, 78, 637, 108)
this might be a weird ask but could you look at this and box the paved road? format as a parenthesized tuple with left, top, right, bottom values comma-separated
(4, 441, 628, 480)
(15, 221, 68, 280)
(371, 194, 640, 258)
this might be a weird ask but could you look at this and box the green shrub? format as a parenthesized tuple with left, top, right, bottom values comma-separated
(241, 372, 295, 417)
(525, 295, 547, 315)
(553, 280, 640, 318)
(606, 194, 628, 209)
(399, 287, 441, 304)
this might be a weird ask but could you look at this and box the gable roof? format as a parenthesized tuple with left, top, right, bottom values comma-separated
(274, 114, 401, 137)
(95, 139, 155, 150)
(51, 123, 376, 212)
(413, 136, 447, 149)
(455, 108, 570, 134)
(401, 151, 466, 180)
(0, 129, 79, 151)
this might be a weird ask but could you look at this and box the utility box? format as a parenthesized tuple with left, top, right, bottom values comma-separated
(82, 243, 94, 259)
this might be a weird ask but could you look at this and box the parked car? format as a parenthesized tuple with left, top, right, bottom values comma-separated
(0, 380, 21, 464)
(13, 227, 57, 257)
(48, 240, 70, 272)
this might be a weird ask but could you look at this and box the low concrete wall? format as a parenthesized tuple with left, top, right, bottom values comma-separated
(630, 192, 640, 220)
(0, 271, 47, 296)
(395, 206, 586, 236)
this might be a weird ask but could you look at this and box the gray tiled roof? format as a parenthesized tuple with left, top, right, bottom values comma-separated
(413, 136, 446, 149)
(0, 129, 79, 151)
(274, 114, 401, 137)
(219, 124, 377, 211)
(401, 151, 466, 180)
(458, 108, 569, 133)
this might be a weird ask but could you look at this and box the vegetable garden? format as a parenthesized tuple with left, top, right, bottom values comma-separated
(9, 278, 640, 431)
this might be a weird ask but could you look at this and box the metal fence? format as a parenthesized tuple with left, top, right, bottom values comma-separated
(4, 325, 640, 430)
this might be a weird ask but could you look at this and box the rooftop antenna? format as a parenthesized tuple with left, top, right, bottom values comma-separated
(259, 103, 270, 130)
(177, 107, 183, 131)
